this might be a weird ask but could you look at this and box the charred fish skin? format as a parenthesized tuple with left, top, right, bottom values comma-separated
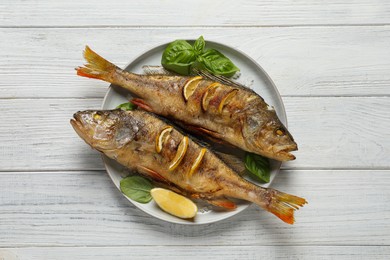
(71, 109, 306, 224)
(76, 46, 297, 161)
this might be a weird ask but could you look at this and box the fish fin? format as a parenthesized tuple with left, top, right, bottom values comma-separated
(192, 68, 255, 94)
(184, 124, 223, 141)
(138, 168, 193, 196)
(138, 165, 167, 183)
(76, 45, 118, 82)
(214, 151, 246, 175)
(130, 98, 153, 112)
(206, 198, 237, 210)
(262, 190, 307, 224)
(152, 180, 186, 195)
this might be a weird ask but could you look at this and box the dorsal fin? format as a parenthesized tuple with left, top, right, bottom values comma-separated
(192, 68, 256, 94)
(205, 198, 237, 210)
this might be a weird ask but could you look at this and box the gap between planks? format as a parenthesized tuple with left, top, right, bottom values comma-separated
(0, 168, 389, 174)
(2, 24, 390, 29)
(1, 245, 390, 248)
(1, 96, 390, 100)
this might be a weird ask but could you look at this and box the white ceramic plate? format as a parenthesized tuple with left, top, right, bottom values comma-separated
(101, 40, 287, 225)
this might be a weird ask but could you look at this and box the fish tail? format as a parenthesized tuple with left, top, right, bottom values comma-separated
(259, 189, 307, 224)
(76, 46, 118, 82)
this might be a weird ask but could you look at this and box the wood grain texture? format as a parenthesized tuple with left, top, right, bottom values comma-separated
(1, 26, 389, 98)
(2, 0, 390, 256)
(1, 0, 390, 27)
(0, 99, 104, 171)
(0, 170, 389, 247)
(1, 246, 390, 260)
(0, 97, 389, 171)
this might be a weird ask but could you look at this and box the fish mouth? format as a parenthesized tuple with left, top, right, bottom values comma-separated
(277, 151, 296, 161)
(70, 113, 81, 128)
(70, 113, 87, 140)
(273, 143, 298, 161)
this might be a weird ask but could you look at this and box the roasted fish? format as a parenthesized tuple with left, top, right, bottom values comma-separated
(70, 109, 306, 224)
(76, 46, 297, 161)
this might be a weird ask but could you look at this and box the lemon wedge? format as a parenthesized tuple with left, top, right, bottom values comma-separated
(218, 89, 238, 113)
(151, 188, 198, 219)
(188, 148, 207, 177)
(183, 76, 202, 101)
(201, 82, 220, 111)
(168, 136, 189, 171)
(155, 126, 173, 153)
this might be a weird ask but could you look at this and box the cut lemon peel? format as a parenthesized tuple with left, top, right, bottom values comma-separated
(218, 89, 238, 113)
(155, 126, 173, 153)
(201, 82, 220, 111)
(168, 136, 189, 171)
(183, 76, 202, 101)
(189, 148, 207, 177)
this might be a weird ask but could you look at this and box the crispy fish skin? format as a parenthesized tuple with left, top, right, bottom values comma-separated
(70, 109, 306, 224)
(76, 46, 297, 161)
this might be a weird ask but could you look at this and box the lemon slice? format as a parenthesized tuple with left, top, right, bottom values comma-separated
(168, 136, 189, 171)
(151, 188, 198, 219)
(218, 89, 238, 113)
(183, 76, 202, 101)
(155, 126, 173, 153)
(188, 148, 207, 177)
(201, 82, 220, 111)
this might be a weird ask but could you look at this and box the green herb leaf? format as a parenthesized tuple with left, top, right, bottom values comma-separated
(120, 176, 154, 203)
(197, 49, 240, 77)
(161, 36, 240, 77)
(161, 40, 196, 75)
(193, 36, 205, 54)
(116, 102, 137, 111)
(244, 152, 270, 183)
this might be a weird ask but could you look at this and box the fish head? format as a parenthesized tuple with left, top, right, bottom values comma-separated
(71, 110, 137, 151)
(243, 111, 297, 161)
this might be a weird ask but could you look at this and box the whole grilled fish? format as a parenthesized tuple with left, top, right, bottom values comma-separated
(70, 109, 306, 224)
(76, 46, 297, 161)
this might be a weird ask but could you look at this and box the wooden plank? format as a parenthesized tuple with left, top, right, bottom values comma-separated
(283, 96, 390, 169)
(0, 97, 389, 171)
(1, 0, 390, 27)
(1, 246, 390, 260)
(0, 26, 389, 98)
(0, 170, 389, 247)
(0, 99, 104, 171)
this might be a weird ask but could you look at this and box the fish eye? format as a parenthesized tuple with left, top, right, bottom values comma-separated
(93, 113, 102, 121)
(93, 111, 107, 122)
(275, 128, 285, 136)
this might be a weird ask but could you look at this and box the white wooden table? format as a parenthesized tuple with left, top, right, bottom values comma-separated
(1, 1, 390, 259)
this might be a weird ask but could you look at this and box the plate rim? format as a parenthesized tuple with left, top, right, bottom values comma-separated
(101, 39, 286, 225)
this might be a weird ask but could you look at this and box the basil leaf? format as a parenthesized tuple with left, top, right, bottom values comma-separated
(161, 40, 196, 75)
(116, 102, 137, 111)
(161, 36, 241, 77)
(197, 49, 239, 77)
(120, 176, 154, 203)
(193, 36, 205, 54)
(244, 153, 270, 183)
